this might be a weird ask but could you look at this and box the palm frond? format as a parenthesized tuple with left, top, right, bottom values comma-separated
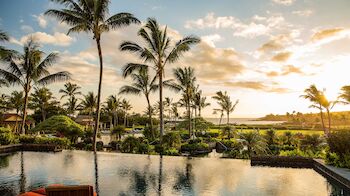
(119, 85, 141, 95)
(122, 63, 148, 78)
(107, 12, 140, 29)
(166, 35, 200, 63)
(37, 71, 71, 86)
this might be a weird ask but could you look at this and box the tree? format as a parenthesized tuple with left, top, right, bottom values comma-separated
(238, 131, 267, 157)
(120, 18, 200, 145)
(112, 125, 125, 141)
(8, 91, 23, 132)
(121, 99, 132, 127)
(300, 85, 327, 134)
(339, 85, 350, 104)
(212, 91, 239, 125)
(29, 87, 59, 122)
(119, 68, 157, 138)
(46, 0, 140, 152)
(0, 39, 70, 134)
(59, 82, 82, 115)
(103, 95, 120, 129)
(0, 29, 15, 61)
(196, 91, 210, 117)
(81, 92, 97, 116)
(213, 108, 224, 126)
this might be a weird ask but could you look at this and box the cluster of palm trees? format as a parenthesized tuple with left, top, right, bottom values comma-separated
(212, 91, 239, 126)
(301, 84, 350, 135)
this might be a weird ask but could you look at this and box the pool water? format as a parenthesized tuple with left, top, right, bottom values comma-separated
(0, 150, 348, 196)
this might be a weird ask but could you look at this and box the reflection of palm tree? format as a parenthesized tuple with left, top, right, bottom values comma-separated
(47, 0, 140, 152)
(173, 159, 194, 194)
(20, 151, 26, 194)
(158, 156, 163, 196)
(120, 18, 200, 144)
(94, 152, 99, 196)
(0, 39, 70, 134)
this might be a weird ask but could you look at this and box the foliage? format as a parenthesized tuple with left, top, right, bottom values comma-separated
(162, 132, 181, 148)
(279, 149, 324, 159)
(143, 126, 159, 141)
(18, 135, 70, 148)
(264, 129, 276, 146)
(164, 147, 180, 156)
(121, 136, 149, 154)
(0, 127, 17, 145)
(300, 134, 324, 150)
(31, 115, 84, 142)
(112, 125, 126, 141)
(221, 125, 235, 139)
(325, 130, 350, 168)
(238, 131, 268, 157)
(180, 138, 209, 153)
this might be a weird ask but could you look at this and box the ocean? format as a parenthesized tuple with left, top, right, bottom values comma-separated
(204, 118, 285, 125)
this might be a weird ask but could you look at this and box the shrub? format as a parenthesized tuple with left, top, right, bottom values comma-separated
(181, 142, 209, 153)
(279, 149, 323, 159)
(327, 130, 350, 156)
(162, 132, 181, 148)
(31, 115, 84, 142)
(221, 126, 235, 139)
(19, 136, 70, 148)
(96, 141, 104, 151)
(164, 147, 180, 156)
(121, 136, 140, 153)
(143, 126, 159, 141)
(18, 135, 36, 144)
(112, 125, 126, 141)
(0, 129, 16, 145)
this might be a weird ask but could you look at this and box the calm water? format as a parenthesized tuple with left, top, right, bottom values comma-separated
(205, 118, 285, 125)
(0, 151, 348, 196)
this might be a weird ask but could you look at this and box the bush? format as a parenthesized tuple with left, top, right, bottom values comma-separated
(31, 115, 84, 142)
(96, 141, 104, 151)
(162, 132, 181, 148)
(19, 135, 70, 148)
(279, 149, 324, 159)
(181, 142, 209, 153)
(143, 126, 159, 141)
(164, 147, 180, 156)
(327, 130, 350, 156)
(112, 125, 126, 141)
(120, 136, 145, 153)
(18, 135, 36, 144)
(0, 129, 16, 145)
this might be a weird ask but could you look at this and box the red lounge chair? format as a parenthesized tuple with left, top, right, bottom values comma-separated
(18, 185, 96, 196)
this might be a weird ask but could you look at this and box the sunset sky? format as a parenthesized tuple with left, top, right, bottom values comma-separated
(1, 0, 350, 118)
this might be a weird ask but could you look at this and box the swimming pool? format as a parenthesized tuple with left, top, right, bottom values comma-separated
(0, 150, 347, 196)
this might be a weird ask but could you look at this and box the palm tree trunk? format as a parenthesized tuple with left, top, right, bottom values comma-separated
(227, 111, 230, 125)
(199, 108, 201, 117)
(93, 38, 103, 152)
(188, 104, 192, 139)
(319, 109, 326, 135)
(21, 85, 30, 134)
(327, 109, 331, 134)
(124, 112, 127, 127)
(146, 95, 154, 139)
(159, 71, 164, 145)
(15, 109, 19, 133)
(194, 107, 197, 132)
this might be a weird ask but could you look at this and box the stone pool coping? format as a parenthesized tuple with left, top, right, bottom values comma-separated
(251, 155, 350, 190)
(0, 144, 62, 153)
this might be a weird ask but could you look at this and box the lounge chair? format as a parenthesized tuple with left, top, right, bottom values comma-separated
(18, 185, 96, 196)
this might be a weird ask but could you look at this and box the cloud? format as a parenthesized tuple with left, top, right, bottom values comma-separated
(222, 81, 290, 93)
(271, 51, 292, 62)
(201, 34, 223, 47)
(272, 0, 295, 6)
(32, 14, 47, 28)
(311, 28, 345, 42)
(185, 13, 289, 38)
(265, 65, 304, 77)
(292, 10, 313, 17)
(11, 32, 75, 46)
(20, 25, 34, 33)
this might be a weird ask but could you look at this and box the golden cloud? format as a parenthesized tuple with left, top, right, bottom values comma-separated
(271, 51, 292, 62)
(222, 81, 289, 93)
(311, 28, 344, 41)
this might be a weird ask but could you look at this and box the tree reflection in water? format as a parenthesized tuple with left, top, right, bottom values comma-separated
(19, 151, 26, 194)
(173, 157, 194, 194)
(94, 152, 100, 196)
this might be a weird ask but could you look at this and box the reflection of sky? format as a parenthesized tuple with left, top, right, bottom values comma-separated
(0, 151, 339, 195)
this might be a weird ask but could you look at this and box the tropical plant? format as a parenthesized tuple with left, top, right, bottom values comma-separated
(29, 87, 59, 122)
(121, 99, 132, 127)
(46, 0, 140, 151)
(222, 125, 234, 139)
(81, 92, 97, 116)
(172, 67, 196, 137)
(213, 108, 224, 126)
(120, 18, 200, 145)
(0, 39, 70, 133)
(300, 85, 328, 134)
(194, 90, 210, 117)
(7, 91, 23, 132)
(212, 91, 239, 125)
(238, 131, 268, 157)
(0, 29, 15, 61)
(119, 68, 157, 138)
(112, 125, 126, 141)
(59, 82, 82, 115)
(265, 129, 276, 146)
(103, 95, 120, 128)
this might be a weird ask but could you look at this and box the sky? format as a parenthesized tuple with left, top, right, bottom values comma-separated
(1, 0, 350, 118)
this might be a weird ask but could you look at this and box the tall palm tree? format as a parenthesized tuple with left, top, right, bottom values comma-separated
(103, 95, 120, 128)
(212, 91, 239, 125)
(29, 87, 59, 122)
(59, 82, 82, 115)
(172, 67, 196, 137)
(63, 96, 81, 116)
(81, 92, 97, 116)
(121, 99, 132, 127)
(119, 68, 157, 138)
(0, 39, 70, 134)
(8, 91, 23, 132)
(318, 91, 337, 132)
(339, 85, 350, 104)
(300, 85, 327, 134)
(120, 18, 200, 144)
(193, 89, 210, 117)
(46, 0, 140, 151)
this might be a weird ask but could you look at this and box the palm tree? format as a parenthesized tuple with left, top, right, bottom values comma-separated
(212, 91, 239, 125)
(59, 82, 82, 115)
(213, 108, 224, 126)
(29, 87, 59, 122)
(0, 39, 70, 134)
(193, 90, 210, 117)
(172, 67, 196, 137)
(8, 91, 23, 132)
(319, 93, 337, 133)
(46, 0, 140, 151)
(300, 85, 327, 134)
(339, 85, 350, 104)
(119, 67, 157, 138)
(0, 30, 12, 60)
(81, 92, 97, 116)
(238, 131, 267, 157)
(103, 95, 120, 129)
(121, 99, 132, 127)
(120, 18, 200, 144)
(0, 94, 9, 113)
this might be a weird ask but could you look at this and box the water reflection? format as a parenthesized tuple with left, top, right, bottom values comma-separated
(0, 151, 349, 196)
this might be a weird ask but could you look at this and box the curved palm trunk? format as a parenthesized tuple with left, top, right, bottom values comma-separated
(159, 71, 164, 146)
(146, 95, 154, 140)
(319, 106, 326, 135)
(21, 86, 30, 134)
(93, 38, 103, 152)
(326, 108, 331, 134)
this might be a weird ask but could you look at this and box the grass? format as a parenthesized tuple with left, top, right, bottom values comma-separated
(208, 128, 323, 135)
